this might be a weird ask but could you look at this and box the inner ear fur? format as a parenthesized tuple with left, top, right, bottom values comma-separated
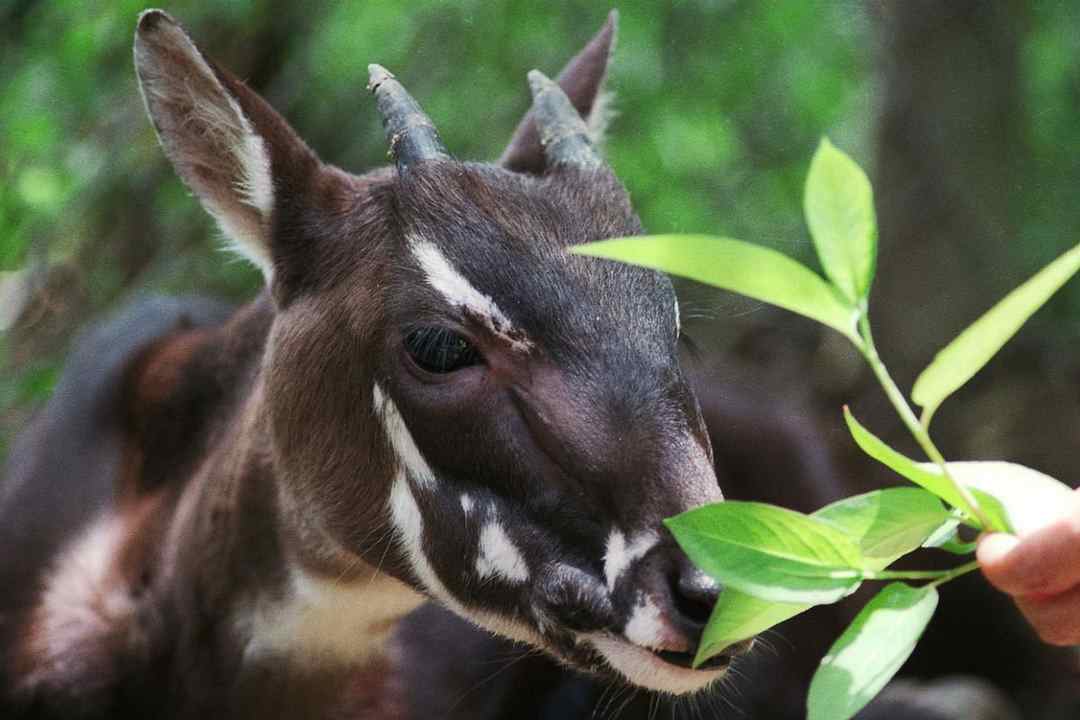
(133, 9, 319, 281)
(499, 10, 618, 174)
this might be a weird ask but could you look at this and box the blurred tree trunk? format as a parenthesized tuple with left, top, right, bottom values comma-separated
(867, 0, 1080, 485)
(871, 0, 1026, 368)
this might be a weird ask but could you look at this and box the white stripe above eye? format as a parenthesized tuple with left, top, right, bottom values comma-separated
(409, 238, 531, 350)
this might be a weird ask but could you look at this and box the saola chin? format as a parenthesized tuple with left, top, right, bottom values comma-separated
(0, 9, 750, 718)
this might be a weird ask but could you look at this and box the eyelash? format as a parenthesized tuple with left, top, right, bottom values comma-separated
(403, 327, 481, 373)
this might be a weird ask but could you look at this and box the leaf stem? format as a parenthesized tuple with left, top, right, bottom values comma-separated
(855, 308, 995, 530)
(926, 560, 981, 589)
(863, 560, 980, 586)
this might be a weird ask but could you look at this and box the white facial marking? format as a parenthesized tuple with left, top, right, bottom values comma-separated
(623, 593, 667, 650)
(244, 566, 423, 664)
(460, 493, 474, 515)
(585, 633, 726, 695)
(604, 529, 659, 592)
(673, 296, 681, 335)
(475, 521, 530, 583)
(409, 239, 532, 350)
(374, 384, 544, 648)
(388, 477, 540, 647)
(373, 383, 437, 490)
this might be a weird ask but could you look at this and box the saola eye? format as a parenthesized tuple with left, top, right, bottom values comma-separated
(404, 327, 481, 373)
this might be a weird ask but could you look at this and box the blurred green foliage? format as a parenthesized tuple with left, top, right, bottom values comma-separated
(0, 1, 1078, 461)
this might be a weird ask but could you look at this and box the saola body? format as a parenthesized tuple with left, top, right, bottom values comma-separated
(1, 10, 738, 718)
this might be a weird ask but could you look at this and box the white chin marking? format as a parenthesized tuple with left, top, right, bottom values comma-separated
(603, 529, 659, 592)
(586, 634, 725, 695)
(475, 521, 530, 583)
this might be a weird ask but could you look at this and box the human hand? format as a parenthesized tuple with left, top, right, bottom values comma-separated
(978, 490, 1080, 646)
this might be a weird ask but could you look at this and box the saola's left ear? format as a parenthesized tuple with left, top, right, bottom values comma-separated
(499, 10, 617, 174)
(133, 9, 323, 284)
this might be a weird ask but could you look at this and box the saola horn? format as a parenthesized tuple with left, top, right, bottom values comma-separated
(526, 69, 604, 170)
(367, 64, 450, 171)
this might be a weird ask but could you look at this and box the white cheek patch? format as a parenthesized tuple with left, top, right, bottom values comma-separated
(409, 238, 532, 351)
(374, 384, 544, 648)
(373, 383, 437, 490)
(388, 471, 455, 605)
(388, 473, 542, 647)
(475, 521, 529, 583)
(604, 529, 659, 592)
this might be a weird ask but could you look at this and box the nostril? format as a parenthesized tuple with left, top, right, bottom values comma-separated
(673, 569, 721, 627)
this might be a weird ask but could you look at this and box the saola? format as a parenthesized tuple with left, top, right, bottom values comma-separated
(0, 9, 745, 718)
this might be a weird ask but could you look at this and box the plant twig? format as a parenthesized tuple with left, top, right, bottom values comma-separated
(855, 307, 995, 530)
(862, 560, 980, 586)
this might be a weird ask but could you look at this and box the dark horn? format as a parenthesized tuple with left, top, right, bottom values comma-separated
(526, 69, 604, 170)
(367, 64, 450, 171)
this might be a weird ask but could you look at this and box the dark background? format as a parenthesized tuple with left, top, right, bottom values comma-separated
(1, 2, 1077, 493)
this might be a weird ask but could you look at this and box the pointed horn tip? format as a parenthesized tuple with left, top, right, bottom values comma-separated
(367, 64, 395, 93)
(136, 8, 174, 36)
(527, 69, 556, 98)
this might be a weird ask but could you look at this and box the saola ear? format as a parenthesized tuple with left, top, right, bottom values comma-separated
(133, 9, 320, 282)
(499, 10, 618, 174)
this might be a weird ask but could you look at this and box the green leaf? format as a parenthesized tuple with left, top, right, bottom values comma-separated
(666, 501, 864, 604)
(922, 518, 961, 549)
(692, 488, 947, 664)
(843, 408, 984, 525)
(966, 488, 1013, 535)
(807, 583, 939, 720)
(572, 234, 859, 342)
(803, 138, 877, 303)
(694, 591, 806, 667)
(918, 462, 1074, 535)
(912, 243, 1080, 420)
(815, 488, 950, 563)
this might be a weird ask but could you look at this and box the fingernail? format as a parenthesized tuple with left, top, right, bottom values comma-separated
(977, 533, 1020, 565)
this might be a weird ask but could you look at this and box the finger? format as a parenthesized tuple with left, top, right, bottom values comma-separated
(977, 514, 1080, 597)
(1015, 583, 1080, 646)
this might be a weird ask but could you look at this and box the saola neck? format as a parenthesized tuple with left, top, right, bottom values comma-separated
(142, 296, 424, 662)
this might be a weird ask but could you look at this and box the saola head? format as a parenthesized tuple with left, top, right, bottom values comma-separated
(134, 9, 738, 694)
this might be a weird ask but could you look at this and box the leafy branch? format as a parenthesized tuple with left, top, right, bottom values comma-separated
(574, 138, 1080, 720)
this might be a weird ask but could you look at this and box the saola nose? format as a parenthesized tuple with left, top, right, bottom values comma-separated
(626, 546, 725, 660)
(673, 562, 722, 629)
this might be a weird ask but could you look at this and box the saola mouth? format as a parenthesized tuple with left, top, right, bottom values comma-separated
(572, 633, 751, 695)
